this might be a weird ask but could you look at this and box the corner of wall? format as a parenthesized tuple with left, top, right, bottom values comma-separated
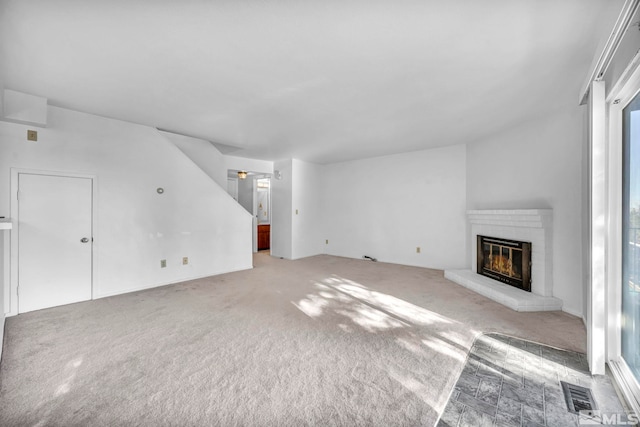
(291, 159, 325, 260)
(320, 145, 467, 269)
(270, 159, 293, 259)
(465, 108, 586, 318)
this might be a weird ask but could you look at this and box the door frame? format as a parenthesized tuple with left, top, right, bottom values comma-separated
(9, 168, 98, 317)
(252, 176, 258, 253)
(254, 176, 272, 252)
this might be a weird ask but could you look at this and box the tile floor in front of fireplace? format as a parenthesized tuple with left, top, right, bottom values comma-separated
(438, 333, 630, 427)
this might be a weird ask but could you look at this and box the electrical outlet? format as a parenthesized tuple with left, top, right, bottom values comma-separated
(182, 257, 188, 265)
(295, 209, 299, 215)
(416, 247, 421, 254)
(27, 130, 37, 141)
(160, 259, 166, 268)
(326, 239, 329, 244)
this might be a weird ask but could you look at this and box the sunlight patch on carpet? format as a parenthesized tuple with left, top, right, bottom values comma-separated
(422, 337, 465, 362)
(388, 368, 432, 404)
(336, 304, 407, 332)
(54, 356, 83, 397)
(292, 294, 329, 318)
(293, 275, 464, 336)
(325, 275, 455, 326)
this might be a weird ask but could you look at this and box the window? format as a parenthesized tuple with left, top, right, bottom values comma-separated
(608, 70, 640, 415)
(622, 91, 640, 383)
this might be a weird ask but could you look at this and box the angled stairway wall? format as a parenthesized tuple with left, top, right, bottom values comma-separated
(160, 131, 228, 189)
(0, 103, 254, 317)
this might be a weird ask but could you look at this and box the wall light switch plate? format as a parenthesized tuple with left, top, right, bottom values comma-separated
(326, 239, 329, 244)
(416, 247, 421, 253)
(160, 259, 167, 268)
(182, 257, 188, 265)
(27, 130, 37, 141)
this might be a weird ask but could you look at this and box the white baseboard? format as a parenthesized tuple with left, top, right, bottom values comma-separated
(94, 265, 253, 299)
(0, 314, 5, 363)
(562, 306, 584, 318)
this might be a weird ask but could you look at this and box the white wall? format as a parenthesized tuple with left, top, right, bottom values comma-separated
(0, 65, 6, 357)
(292, 159, 324, 259)
(0, 105, 253, 314)
(224, 156, 273, 176)
(0, 228, 7, 360)
(466, 106, 585, 316)
(270, 159, 293, 259)
(161, 131, 227, 189)
(237, 177, 253, 214)
(321, 145, 467, 269)
(582, 105, 590, 322)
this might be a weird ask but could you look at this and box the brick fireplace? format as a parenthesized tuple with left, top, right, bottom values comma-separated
(445, 209, 562, 312)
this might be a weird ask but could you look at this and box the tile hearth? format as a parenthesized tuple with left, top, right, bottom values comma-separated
(437, 333, 627, 427)
(444, 270, 562, 312)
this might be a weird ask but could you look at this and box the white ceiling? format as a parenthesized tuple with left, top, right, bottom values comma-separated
(0, 0, 624, 164)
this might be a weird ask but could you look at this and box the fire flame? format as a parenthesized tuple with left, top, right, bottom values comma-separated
(491, 255, 512, 276)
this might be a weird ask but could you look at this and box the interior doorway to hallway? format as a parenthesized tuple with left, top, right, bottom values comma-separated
(256, 178, 270, 251)
(226, 170, 271, 254)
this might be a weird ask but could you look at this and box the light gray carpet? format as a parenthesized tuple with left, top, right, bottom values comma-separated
(0, 253, 586, 426)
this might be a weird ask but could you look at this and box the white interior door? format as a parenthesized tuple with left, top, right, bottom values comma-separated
(18, 173, 93, 313)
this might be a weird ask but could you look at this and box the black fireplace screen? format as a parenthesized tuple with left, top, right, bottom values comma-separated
(477, 235, 532, 291)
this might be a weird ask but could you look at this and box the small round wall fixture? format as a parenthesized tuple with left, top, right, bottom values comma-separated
(157, 187, 164, 194)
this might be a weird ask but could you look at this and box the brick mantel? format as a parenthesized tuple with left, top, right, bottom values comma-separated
(467, 209, 552, 229)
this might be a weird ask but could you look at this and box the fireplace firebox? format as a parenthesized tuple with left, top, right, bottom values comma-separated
(477, 235, 532, 292)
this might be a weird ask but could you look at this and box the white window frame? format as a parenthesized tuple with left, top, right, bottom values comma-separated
(606, 55, 640, 415)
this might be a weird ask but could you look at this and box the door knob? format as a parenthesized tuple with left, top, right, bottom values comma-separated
(80, 237, 90, 243)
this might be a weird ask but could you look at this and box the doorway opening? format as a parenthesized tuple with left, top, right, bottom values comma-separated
(256, 178, 270, 251)
(226, 170, 272, 254)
